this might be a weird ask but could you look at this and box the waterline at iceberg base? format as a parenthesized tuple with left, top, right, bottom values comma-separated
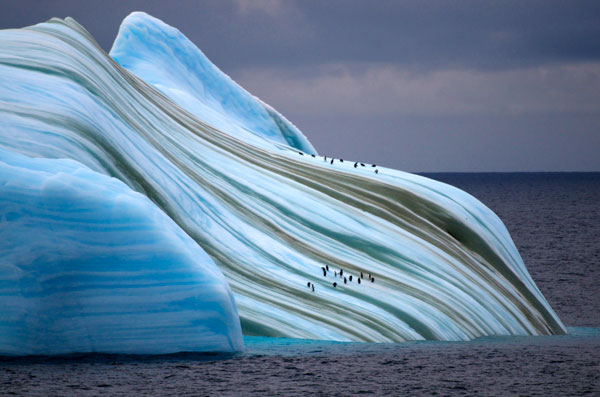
(0, 12, 565, 355)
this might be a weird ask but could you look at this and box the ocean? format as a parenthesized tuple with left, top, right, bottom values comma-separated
(2, 173, 599, 396)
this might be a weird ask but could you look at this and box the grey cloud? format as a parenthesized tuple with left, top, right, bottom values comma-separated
(234, 62, 600, 172)
(235, 62, 600, 118)
(1, 0, 599, 72)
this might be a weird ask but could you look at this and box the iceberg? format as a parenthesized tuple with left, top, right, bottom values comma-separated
(0, 12, 565, 353)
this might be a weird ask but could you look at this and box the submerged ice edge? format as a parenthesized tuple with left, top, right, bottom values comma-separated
(0, 14, 565, 348)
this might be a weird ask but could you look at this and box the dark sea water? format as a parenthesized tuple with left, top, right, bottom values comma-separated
(2, 173, 599, 396)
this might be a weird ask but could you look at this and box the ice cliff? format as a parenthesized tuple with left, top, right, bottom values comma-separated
(0, 12, 566, 354)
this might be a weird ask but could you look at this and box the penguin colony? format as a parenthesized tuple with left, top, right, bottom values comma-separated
(298, 151, 380, 175)
(308, 266, 376, 292)
(296, 151, 380, 292)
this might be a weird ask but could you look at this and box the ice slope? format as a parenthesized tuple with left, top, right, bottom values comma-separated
(110, 12, 316, 155)
(0, 14, 566, 345)
(0, 149, 243, 355)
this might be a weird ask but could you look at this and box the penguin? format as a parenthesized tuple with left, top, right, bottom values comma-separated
(312, 284, 315, 292)
(333, 282, 337, 288)
(340, 269, 344, 276)
(349, 275, 353, 282)
(354, 162, 358, 168)
(340, 159, 344, 162)
(311, 154, 315, 158)
(358, 278, 361, 284)
(335, 271, 337, 277)
(326, 265, 329, 271)
(322, 267, 327, 277)
(375, 169, 379, 174)
(344, 277, 347, 284)
(371, 277, 375, 283)
(330, 158, 334, 164)
(307, 281, 311, 287)
(372, 164, 377, 167)
(299, 152, 304, 155)
(360, 163, 365, 166)
(324, 155, 327, 161)
(361, 272, 364, 278)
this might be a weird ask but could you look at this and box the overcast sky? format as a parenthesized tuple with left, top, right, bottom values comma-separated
(2, 0, 599, 171)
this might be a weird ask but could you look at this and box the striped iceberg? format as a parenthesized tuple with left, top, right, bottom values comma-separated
(0, 12, 565, 354)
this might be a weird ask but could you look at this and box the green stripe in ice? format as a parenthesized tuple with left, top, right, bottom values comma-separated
(0, 13, 566, 343)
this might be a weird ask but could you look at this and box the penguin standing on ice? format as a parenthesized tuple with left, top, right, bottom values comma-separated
(358, 278, 361, 284)
(312, 284, 315, 292)
(330, 158, 334, 164)
(354, 162, 358, 168)
(307, 281, 311, 287)
(322, 267, 327, 277)
(333, 282, 337, 288)
(299, 151, 304, 155)
(349, 275, 353, 282)
(344, 277, 347, 284)
(340, 269, 344, 276)
(361, 272, 364, 279)
(324, 155, 327, 162)
(375, 169, 379, 174)
(311, 154, 315, 158)
(326, 265, 329, 271)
